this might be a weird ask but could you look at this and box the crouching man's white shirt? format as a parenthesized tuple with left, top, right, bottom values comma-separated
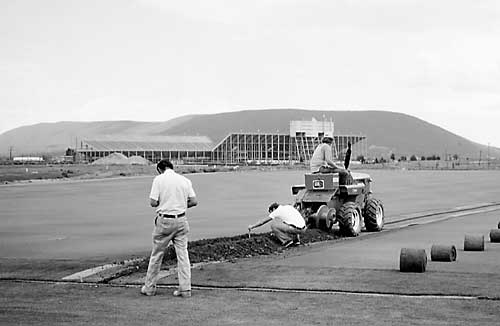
(269, 205, 306, 229)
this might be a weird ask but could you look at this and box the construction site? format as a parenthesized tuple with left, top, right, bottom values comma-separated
(76, 119, 367, 165)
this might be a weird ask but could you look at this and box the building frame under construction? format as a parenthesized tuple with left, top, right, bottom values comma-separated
(77, 119, 367, 165)
(211, 133, 367, 165)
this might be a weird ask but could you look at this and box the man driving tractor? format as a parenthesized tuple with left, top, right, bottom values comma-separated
(310, 132, 352, 185)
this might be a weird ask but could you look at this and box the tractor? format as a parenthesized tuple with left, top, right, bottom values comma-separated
(291, 143, 384, 236)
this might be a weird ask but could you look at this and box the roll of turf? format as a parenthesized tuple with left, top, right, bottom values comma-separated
(463, 235, 484, 251)
(316, 205, 329, 230)
(399, 248, 427, 273)
(489, 229, 500, 243)
(430, 244, 457, 262)
(498, 221, 500, 229)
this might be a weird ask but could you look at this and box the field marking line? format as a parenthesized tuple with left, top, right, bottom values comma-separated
(386, 203, 500, 227)
(385, 206, 500, 231)
(2, 279, 486, 301)
(217, 286, 479, 300)
(448, 206, 500, 218)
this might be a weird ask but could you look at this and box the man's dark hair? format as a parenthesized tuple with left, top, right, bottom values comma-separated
(157, 159, 174, 173)
(268, 202, 279, 213)
(322, 137, 333, 144)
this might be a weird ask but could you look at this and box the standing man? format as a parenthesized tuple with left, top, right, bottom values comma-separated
(310, 133, 351, 184)
(248, 202, 306, 247)
(141, 159, 198, 298)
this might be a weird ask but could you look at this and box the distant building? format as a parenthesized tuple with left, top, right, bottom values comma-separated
(53, 155, 74, 163)
(13, 156, 44, 163)
(77, 119, 367, 165)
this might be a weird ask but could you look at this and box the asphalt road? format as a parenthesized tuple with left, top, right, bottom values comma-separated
(1, 169, 499, 259)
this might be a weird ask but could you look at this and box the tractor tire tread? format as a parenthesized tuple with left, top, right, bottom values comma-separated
(338, 202, 362, 237)
(364, 198, 384, 232)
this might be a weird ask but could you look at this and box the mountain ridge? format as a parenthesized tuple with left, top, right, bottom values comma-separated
(1, 109, 498, 159)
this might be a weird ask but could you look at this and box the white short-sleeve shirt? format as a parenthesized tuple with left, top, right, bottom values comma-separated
(269, 205, 306, 228)
(310, 143, 333, 173)
(149, 169, 196, 215)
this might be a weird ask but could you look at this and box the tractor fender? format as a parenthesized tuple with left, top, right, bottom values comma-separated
(292, 184, 306, 195)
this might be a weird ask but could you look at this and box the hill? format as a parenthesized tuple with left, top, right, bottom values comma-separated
(0, 109, 498, 159)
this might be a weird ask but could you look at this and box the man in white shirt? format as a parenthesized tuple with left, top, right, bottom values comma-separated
(310, 134, 351, 185)
(141, 159, 198, 298)
(248, 203, 306, 247)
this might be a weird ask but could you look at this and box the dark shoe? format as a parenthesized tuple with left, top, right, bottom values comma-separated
(173, 290, 191, 298)
(283, 240, 294, 248)
(141, 285, 156, 296)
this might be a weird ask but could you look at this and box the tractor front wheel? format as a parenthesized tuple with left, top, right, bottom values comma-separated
(364, 198, 384, 231)
(338, 202, 362, 236)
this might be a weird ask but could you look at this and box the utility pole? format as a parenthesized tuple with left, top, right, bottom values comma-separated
(9, 146, 13, 161)
(488, 143, 490, 169)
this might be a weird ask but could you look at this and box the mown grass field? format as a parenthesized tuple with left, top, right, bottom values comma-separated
(1, 169, 500, 260)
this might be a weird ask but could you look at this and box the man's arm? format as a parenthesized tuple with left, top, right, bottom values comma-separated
(248, 216, 272, 231)
(323, 145, 339, 168)
(187, 196, 198, 208)
(149, 177, 160, 208)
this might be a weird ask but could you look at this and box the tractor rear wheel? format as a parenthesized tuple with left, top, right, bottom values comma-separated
(338, 202, 362, 236)
(364, 198, 384, 231)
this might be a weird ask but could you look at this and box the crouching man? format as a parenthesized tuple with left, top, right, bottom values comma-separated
(248, 202, 306, 247)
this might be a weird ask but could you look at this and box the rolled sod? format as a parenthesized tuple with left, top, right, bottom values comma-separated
(314, 205, 328, 230)
(399, 248, 427, 273)
(489, 229, 500, 243)
(464, 234, 484, 251)
(430, 244, 457, 262)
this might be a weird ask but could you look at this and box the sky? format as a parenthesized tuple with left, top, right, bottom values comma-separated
(1, 0, 500, 147)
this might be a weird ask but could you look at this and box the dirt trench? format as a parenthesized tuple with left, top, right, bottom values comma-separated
(134, 229, 342, 272)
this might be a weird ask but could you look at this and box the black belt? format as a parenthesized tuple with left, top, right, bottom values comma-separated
(284, 222, 305, 230)
(160, 212, 185, 218)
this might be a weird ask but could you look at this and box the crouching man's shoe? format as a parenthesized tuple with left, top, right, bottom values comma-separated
(173, 290, 191, 298)
(140, 285, 156, 296)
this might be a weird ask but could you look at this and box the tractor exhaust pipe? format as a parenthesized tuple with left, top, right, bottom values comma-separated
(344, 141, 351, 170)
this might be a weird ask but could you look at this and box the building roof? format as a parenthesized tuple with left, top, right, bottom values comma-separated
(80, 136, 214, 152)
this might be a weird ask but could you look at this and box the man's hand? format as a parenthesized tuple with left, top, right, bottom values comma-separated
(187, 197, 198, 208)
(150, 198, 159, 207)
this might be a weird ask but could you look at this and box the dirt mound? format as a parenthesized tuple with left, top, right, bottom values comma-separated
(133, 229, 342, 272)
(128, 156, 151, 165)
(92, 153, 130, 165)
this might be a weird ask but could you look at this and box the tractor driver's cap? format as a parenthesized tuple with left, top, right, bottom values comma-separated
(322, 132, 333, 143)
